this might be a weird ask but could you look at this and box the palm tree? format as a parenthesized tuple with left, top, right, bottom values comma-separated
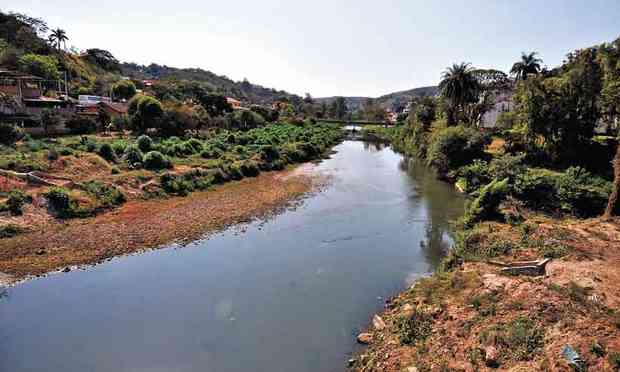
(49, 28, 68, 51)
(439, 63, 480, 124)
(510, 52, 542, 81)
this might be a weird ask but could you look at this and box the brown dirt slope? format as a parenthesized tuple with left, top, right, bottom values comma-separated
(353, 217, 620, 372)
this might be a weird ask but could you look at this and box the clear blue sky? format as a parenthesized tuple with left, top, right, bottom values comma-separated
(3, 1, 620, 97)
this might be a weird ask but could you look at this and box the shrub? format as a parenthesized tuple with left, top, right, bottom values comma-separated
(480, 317, 544, 361)
(427, 125, 490, 177)
(58, 147, 73, 156)
(0, 122, 22, 145)
(396, 308, 434, 345)
(123, 145, 143, 166)
(555, 167, 611, 217)
(97, 143, 116, 162)
(454, 160, 490, 193)
(110, 166, 120, 174)
(17, 53, 59, 80)
(6, 189, 27, 215)
(143, 151, 171, 170)
(111, 140, 128, 157)
(0, 224, 25, 239)
(83, 181, 126, 209)
(47, 149, 59, 161)
(239, 160, 260, 177)
(112, 80, 137, 100)
(44, 187, 73, 218)
(463, 178, 509, 227)
(136, 135, 153, 152)
(65, 116, 97, 134)
(160, 173, 193, 196)
(200, 147, 223, 159)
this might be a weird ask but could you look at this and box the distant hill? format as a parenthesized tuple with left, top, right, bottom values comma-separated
(316, 85, 439, 113)
(120, 63, 302, 105)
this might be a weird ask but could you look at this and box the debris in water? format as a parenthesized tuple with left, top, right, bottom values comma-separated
(561, 345, 586, 371)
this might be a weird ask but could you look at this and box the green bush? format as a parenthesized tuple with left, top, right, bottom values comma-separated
(97, 143, 116, 162)
(463, 178, 509, 227)
(123, 144, 143, 166)
(65, 116, 97, 134)
(136, 135, 153, 152)
(44, 187, 74, 218)
(0, 122, 22, 145)
(0, 224, 25, 239)
(143, 151, 171, 170)
(427, 125, 490, 177)
(396, 308, 434, 345)
(83, 181, 126, 209)
(111, 140, 128, 157)
(6, 189, 27, 215)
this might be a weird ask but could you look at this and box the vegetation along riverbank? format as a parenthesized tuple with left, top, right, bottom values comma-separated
(0, 122, 343, 284)
(352, 38, 620, 371)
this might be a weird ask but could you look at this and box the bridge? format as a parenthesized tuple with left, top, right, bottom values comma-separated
(317, 118, 395, 127)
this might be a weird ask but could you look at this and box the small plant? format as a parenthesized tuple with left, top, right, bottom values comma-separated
(6, 189, 27, 215)
(97, 143, 116, 162)
(609, 352, 620, 369)
(0, 224, 25, 238)
(137, 135, 153, 152)
(143, 151, 171, 170)
(110, 166, 120, 174)
(44, 187, 74, 218)
(590, 341, 606, 358)
(396, 308, 434, 345)
(47, 149, 59, 161)
(123, 144, 143, 166)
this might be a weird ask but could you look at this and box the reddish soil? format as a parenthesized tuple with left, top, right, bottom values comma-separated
(0, 168, 320, 284)
(353, 217, 620, 372)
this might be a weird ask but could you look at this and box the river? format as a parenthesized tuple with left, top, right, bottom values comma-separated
(0, 140, 464, 372)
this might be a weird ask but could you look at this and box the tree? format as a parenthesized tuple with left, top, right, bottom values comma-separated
(83, 48, 120, 71)
(112, 80, 137, 100)
(196, 93, 233, 117)
(48, 28, 68, 51)
(328, 97, 348, 120)
(18, 53, 59, 80)
(414, 96, 437, 128)
(604, 142, 620, 218)
(439, 63, 480, 125)
(510, 52, 543, 81)
(128, 95, 164, 133)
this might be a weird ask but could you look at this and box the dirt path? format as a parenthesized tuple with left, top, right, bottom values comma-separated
(0, 166, 322, 285)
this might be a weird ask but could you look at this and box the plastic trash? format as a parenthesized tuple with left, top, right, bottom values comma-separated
(561, 345, 586, 371)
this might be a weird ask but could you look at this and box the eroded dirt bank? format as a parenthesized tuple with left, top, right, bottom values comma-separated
(0, 166, 321, 284)
(352, 217, 620, 372)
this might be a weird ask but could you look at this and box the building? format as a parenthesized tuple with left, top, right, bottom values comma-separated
(226, 97, 243, 110)
(479, 90, 514, 129)
(76, 101, 128, 119)
(0, 70, 72, 132)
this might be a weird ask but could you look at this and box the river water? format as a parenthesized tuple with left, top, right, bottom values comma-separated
(0, 140, 464, 372)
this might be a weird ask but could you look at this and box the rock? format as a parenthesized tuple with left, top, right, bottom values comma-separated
(372, 315, 386, 330)
(62, 267, 71, 273)
(35, 249, 46, 255)
(484, 345, 499, 368)
(356, 333, 373, 345)
(402, 303, 414, 312)
(406, 366, 419, 372)
(347, 358, 356, 367)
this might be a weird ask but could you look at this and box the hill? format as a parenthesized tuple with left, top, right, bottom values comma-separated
(316, 85, 438, 113)
(120, 63, 301, 105)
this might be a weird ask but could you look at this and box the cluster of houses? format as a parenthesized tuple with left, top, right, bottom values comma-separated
(0, 69, 129, 135)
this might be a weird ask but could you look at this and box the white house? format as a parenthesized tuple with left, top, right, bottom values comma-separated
(479, 90, 514, 129)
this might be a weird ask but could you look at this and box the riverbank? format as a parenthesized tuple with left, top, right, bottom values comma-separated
(352, 215, 620, 371)
(352, 124, 620, 370)
(0, 164, 323, 285)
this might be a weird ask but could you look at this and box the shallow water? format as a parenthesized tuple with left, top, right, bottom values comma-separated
(0, 141, 464, 372)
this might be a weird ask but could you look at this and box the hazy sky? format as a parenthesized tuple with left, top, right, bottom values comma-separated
(4, 1, 620, 97)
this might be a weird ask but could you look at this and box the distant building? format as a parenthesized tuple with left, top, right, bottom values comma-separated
(0, 70, 71, 132)
(226, 97, 243, 110)
(78, 95, 112, 106)
(479, 90, 514, 129)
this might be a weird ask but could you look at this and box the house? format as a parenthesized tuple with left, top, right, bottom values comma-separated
(226, 97, 243, 110)
(0, 70, 72, 132)
(479, 90, 514, 129)
(76, 101, 128, 119)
